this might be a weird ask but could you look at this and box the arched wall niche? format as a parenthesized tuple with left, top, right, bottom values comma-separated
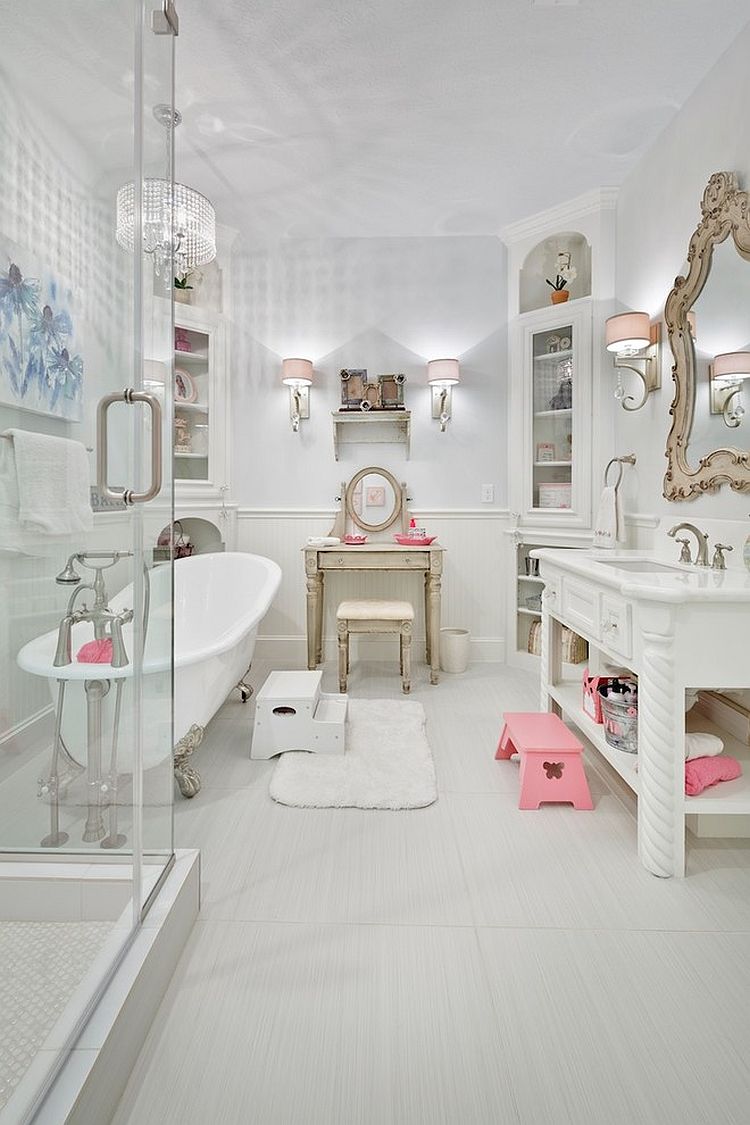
(519, 231, 592, 313)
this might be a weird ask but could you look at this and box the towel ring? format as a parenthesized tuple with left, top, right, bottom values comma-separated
(604, 454, 636, 490)
(604, 459, 625, 490)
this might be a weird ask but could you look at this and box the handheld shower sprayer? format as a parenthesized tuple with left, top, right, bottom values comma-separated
(55, 550, 131, 585)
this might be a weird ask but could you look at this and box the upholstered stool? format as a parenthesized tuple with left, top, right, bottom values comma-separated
(336, 599, 414, 694)
(495, 711, 593, 810)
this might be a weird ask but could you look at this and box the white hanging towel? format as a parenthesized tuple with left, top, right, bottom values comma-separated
(2, 429, 93, 536)
(592, 484, 624, 549)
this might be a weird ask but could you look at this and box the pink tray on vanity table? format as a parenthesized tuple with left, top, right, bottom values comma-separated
(393, 534, 437, 546)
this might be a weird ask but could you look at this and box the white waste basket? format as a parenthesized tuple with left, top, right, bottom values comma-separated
(440, 628, 470, 674)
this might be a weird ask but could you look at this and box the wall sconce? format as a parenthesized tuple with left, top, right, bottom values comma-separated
(605, 312, 661, 412)
(427, 359, 460, 432)
(281, 358, 313, 432)
(709, 352, 750, 427)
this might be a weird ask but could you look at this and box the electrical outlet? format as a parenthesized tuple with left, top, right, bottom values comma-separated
(480, 484, 494, 503)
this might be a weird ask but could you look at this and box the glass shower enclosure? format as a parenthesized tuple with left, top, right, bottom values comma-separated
(0, 2, 176, 1118)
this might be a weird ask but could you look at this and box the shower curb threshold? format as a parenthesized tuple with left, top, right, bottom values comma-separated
(25, 850, 200, 1125)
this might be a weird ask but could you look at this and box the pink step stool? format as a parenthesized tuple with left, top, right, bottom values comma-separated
(495, 712, 593, 810)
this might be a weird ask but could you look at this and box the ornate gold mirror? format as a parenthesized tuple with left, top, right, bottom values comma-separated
(329, 466, 409, 538)
(664, 172, 750, 499)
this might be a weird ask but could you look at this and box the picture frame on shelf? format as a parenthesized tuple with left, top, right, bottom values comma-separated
(536, 442, 556, 462)
(359, 383, 381, 411)
(340, 368, 367, 409)
(175, 366, 197, 404)
(377, 373, 406, 409)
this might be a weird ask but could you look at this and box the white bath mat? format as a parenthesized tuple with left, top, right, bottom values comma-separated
(269, 699, 437, 810)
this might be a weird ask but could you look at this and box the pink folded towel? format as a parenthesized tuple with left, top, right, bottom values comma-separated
(685, 755, 742, 796)
(76, 638, 113, 664)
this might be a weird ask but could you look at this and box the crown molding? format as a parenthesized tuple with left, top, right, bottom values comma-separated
(500, 187, 619, 247)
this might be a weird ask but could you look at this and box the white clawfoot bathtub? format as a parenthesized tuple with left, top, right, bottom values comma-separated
(18, 552, 281, 795)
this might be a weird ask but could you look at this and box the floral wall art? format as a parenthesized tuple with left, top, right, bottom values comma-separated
(0, 241, 83, 421)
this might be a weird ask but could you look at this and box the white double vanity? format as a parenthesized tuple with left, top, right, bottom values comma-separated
(536, 548, 750, 877)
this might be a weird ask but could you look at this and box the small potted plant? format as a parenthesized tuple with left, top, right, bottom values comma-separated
(546, 252, 577, 305)
(174, 268, 201, 305)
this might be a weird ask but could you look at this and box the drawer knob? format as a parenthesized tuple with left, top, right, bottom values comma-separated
(337, 556, 344, 565)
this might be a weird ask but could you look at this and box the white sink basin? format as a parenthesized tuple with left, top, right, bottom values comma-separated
(596, 560, 685, 574)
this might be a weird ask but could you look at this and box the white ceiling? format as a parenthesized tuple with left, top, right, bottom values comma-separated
(3, 1, 749, 240)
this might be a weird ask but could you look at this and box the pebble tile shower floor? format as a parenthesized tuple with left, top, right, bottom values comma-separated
(0, 920, 112, 1110)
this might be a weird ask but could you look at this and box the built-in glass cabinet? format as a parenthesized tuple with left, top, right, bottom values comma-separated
(514, 299, 592, 527)
(532, 321, 574, 511)
(174, 322, 210, 482)
(172, 304, 229, 500)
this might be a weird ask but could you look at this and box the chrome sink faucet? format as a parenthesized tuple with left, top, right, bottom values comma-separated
(667, 523, 709, 566)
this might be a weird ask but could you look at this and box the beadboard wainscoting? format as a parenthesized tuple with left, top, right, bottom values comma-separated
(236, 509, 509, 667)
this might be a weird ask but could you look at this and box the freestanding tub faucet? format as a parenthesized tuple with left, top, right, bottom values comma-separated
(667, 523, 709, 566)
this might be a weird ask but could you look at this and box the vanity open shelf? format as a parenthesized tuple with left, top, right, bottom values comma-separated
(332, 410, 411, 461)
(550, 666, 750, 816)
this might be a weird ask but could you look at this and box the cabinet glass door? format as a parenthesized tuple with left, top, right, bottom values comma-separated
(174, 320, 210, 481)
(532, 322, 574, 511)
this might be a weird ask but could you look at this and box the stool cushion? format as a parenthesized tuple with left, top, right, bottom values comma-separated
(337, 599, 415, 622)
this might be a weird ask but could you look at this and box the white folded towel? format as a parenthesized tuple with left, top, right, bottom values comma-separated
(593, 485, 624, 549)
(2, 429, 93, 537)
(685, 732, 724, 761)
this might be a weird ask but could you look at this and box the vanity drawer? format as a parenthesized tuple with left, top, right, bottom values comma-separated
(319, 551, 429, 571)
(600, 595, 632, 660)
(559, 577, 600, 640)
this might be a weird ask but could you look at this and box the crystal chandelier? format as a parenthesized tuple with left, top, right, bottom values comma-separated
(115, 105, 216, 277)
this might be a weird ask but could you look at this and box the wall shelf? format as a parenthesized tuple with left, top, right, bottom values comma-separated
(332, 410, 411, 461)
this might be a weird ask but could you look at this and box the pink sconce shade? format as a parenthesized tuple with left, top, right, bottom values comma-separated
(281, 357, 313, 386)
(427, 358, 460, 386)
(713, 352, 750, 383)
(605, 312, 651, 353)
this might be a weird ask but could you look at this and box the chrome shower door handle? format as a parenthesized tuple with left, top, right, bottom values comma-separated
(97, 389, 163, 505)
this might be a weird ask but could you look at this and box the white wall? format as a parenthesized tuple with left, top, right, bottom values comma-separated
(230, 236, 510, 660)
(614, 21, 750, 547)
(0, 68, 132, 741)
(231, 236, 507, 508)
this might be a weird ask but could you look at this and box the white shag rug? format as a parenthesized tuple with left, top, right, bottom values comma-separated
(269, 698, 437, 810)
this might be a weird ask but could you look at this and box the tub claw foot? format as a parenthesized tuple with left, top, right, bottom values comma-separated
(235, 665, 254, 703)
(173, 723, 204, 799)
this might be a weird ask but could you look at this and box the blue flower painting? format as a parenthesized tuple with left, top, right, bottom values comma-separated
(0, 241, 83, 421)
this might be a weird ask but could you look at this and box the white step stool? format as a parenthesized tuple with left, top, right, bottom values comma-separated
(251, 670, 347, 760)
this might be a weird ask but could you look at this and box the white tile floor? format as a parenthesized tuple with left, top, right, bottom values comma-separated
(112, 661, 750, 1125)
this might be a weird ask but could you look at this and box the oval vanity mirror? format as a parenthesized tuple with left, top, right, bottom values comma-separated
(345, 466, 402, 533)
(664, 172, 750, 499)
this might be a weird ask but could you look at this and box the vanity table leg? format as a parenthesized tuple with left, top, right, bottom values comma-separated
(424, 574, 431, 663)
(427, 571, 441, 685)
(315, 573, 325, 665)
(638, 620, 685, 878)
(306, 569, 323, 670)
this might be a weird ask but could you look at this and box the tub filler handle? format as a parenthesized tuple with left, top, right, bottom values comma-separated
(97, 389, 163, 505)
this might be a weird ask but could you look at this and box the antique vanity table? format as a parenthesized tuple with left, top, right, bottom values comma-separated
(303, 467, 444, 683)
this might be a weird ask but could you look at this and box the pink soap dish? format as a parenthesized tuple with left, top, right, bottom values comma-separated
(343, 534, 368, 545)
(394, 534, 436, 546)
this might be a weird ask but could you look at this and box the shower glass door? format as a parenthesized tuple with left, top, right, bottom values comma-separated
(0, 1, 175, 1116)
